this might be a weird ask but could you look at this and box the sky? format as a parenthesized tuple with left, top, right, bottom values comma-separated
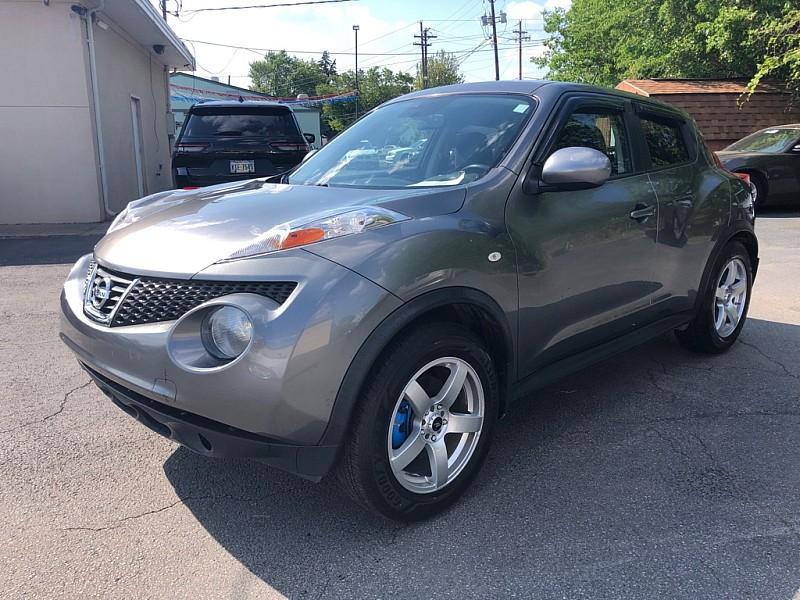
(152, 0, 571, 92)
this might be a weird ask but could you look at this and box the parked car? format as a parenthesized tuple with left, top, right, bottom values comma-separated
(717, 124, 800, 207)
(61, 81, 757, 520)
(172, 101, 311, 188)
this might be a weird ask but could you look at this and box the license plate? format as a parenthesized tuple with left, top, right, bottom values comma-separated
(230, 160, 255, 174)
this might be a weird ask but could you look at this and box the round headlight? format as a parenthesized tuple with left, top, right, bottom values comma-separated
(201, 306, 253, 360)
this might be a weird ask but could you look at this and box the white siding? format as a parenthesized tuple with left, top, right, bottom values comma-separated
(0, 1, 102, 224)
(92, 17, 174, 213)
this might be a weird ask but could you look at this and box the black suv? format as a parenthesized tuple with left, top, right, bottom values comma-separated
(173, 101, 311, 188)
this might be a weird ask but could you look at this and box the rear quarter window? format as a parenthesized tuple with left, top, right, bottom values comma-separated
(640, 115, 690, 168)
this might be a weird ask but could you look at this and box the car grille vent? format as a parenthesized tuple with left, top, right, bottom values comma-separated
(82, 261, 296, 327)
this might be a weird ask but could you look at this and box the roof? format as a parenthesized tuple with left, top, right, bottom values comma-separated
(389, 80, 686, 115)
(616, 78, 788, 96)
(170, 72, 272, 98)
(188, 100, 290, 109)
(87, 0, 194, 68)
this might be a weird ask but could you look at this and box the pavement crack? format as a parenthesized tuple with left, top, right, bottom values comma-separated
(61, 493, 266, 533)
(0, 380, 92, 435)
(738, 339, 798, 380)
(611, 409, 800, 427)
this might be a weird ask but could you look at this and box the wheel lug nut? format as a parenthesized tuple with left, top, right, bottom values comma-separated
(432, 435, 437, 442)
(436, 404, 442, 410)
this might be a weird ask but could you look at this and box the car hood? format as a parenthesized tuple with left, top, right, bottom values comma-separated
(716, 150, 761, 163)
(94, 178, 466, 277)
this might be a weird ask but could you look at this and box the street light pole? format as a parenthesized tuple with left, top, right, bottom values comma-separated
(353, 24, 360, 121)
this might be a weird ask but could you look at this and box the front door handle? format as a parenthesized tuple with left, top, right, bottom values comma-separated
(630, 203, 656, 222)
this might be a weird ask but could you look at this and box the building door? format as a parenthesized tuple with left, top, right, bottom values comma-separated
(130, 96, 146, 198)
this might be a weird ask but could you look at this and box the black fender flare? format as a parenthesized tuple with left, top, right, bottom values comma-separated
(693, 223, 759, 314)
(318, 286, 515, 449)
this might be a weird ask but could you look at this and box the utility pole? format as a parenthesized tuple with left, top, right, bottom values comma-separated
(482, 1, 506, 80)
(489, 0, 499, 80)
(514, 20, 530, 80)
(353, 24, 359, 120)
(413, 22, 436, 88)
(160, 0, 167, 20)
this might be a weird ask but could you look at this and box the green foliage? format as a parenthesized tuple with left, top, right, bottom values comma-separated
(415, 50, 465, 90)
(747, 8, 800, 103)
(534, 0, 788, 89)
(249, 50, 330, 98)
(317, 67, 414, 133)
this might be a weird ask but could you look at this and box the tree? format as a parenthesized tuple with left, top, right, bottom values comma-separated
(318, 50, 338, 81)
(533, 0, 787, 88)
(746, 8, 800, 103)
(249, 50, 327, 98)
(415, 50, 465, 90)
(316, 67, 414, 133)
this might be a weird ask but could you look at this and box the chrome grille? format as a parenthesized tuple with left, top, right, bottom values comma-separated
(82, 261, 296, 327)
(83, 262, 135, 325)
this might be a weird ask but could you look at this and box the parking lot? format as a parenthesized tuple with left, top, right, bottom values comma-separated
(1, 211, 798, 599)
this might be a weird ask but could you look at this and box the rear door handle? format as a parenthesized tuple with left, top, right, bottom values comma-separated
(630, 203, 656, 222)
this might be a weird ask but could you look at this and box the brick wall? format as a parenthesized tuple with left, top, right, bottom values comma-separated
(649, 92, 800, 150)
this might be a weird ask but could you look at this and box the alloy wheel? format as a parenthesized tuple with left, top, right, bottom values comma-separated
(714, 257, 748, 338)
(387, 357, 485, 494)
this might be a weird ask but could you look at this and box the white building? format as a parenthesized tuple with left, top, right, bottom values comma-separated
(0, 0, 194, 224)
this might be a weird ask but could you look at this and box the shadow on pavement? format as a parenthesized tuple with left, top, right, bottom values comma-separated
(163, 317, 800, 599)
(0, 235, 102, 266)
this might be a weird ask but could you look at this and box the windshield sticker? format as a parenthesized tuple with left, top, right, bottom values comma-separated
(513, 103, 529, 114)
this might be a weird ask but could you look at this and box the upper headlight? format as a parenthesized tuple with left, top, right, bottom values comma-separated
(225, 206, 409, 260)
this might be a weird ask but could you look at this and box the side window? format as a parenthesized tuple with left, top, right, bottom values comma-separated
(549, 109, 631, 175)
(640, 115, 689, 168)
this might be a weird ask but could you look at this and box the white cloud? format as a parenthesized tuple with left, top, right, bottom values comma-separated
(506, 1, 545, 21)
(163, 1, 405, 85)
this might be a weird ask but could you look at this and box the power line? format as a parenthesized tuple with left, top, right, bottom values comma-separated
(182, 0, 356, 13)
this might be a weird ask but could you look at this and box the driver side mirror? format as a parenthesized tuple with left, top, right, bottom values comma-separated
(304, 133, 316, 145)
(538, 147, 612, 191)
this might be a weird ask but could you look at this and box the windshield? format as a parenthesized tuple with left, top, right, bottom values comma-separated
(726, 127, 800, 153)
(288, 94, 535, 188)
(183, 107, 301, 139)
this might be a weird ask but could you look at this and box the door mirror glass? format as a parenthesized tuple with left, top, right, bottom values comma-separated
(792, 144, 800, 152)
(541, 147, 612, 189)
(304, 132, 316, 144)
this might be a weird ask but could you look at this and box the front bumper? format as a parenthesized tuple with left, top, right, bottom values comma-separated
(60, 251, 402, 455)
(83, 363, 337, 480)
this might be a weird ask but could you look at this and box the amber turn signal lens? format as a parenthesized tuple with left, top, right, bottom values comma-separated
(281, 228, 325, 249)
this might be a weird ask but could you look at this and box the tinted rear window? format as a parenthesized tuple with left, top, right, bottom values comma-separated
(640, 116, 689, 167)
(183, 107, 300, 138)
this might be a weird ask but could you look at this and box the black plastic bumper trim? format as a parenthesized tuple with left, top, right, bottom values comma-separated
(81, 363, 338, 481)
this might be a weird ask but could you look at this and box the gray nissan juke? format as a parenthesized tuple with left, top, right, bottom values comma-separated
(60, 81, 758, 520)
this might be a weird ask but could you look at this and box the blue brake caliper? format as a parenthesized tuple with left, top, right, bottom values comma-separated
(392, 400, 412, 449)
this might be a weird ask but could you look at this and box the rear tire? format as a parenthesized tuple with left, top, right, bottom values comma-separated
(676, 241, 752, 354)
(336, 322, 498, 521)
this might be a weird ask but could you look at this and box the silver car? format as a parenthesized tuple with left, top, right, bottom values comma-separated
(61, 81, 757, 520)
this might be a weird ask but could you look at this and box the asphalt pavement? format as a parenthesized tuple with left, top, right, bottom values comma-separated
(0, 211, 798, 599)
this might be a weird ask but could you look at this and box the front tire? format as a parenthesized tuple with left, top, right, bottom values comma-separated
(676, 241, 753, 353)
(336, 322, 498, 521)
